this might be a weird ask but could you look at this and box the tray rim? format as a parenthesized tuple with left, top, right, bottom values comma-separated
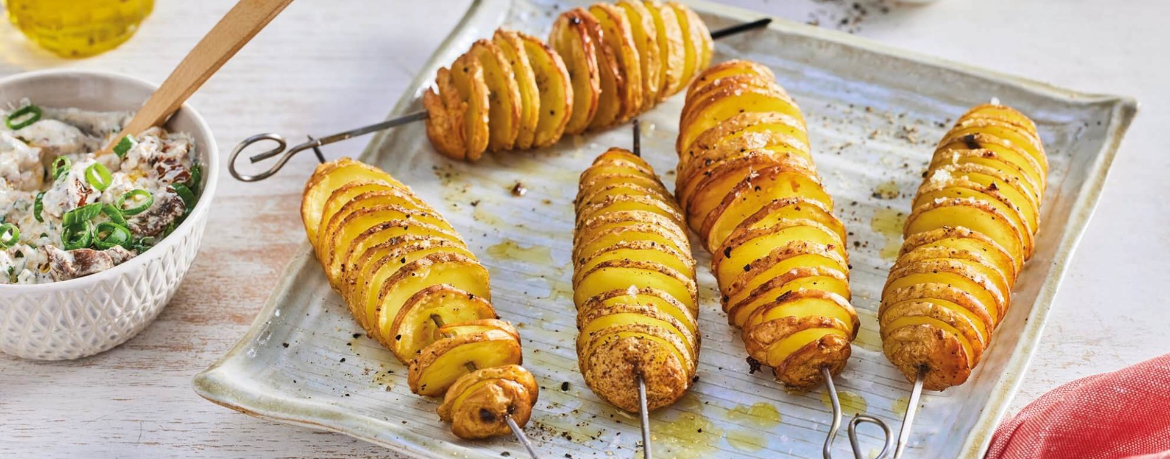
(194, 1, 1139, 458)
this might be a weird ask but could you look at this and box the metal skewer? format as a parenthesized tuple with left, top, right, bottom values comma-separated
(637, 374, 653, 459)
(629, 119, 654, 459)
(821, 367, 893, 459)
(229, 18, 773, 182)
(430, 315, 541, 459)
(891, 368, 926, 459)
(710, 17, 772, 40)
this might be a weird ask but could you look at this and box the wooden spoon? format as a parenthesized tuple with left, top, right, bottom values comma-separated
(102, 0, 294, 154)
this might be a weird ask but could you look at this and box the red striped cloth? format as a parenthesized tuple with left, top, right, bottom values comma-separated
(986, 353, 1170, 459)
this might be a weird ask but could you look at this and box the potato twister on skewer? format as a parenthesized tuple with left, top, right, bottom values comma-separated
(675, 60, 859, 388)
(572, 148, 700, 412)
(424, 1, 712, 161)
(881, 104, 1047, 391)
(300, 158, 538, 439)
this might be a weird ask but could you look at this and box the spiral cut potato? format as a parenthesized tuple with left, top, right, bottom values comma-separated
(300, 158, 538, 439)
(572, 148, 700, 412)
(424, 1, 712, 161)
(674, 60, 858, 388)
(880, 105, 1047, 391)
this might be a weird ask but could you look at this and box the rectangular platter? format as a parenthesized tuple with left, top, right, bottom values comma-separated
(194, 0, 1137, 457)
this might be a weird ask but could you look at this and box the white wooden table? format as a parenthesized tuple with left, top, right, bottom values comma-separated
(1, 1, 1166, 457)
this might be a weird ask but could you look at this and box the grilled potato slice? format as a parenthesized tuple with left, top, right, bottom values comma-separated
(678, 86, 801, 155)
(581, 10, 625, 130)
(685, 161, 828, 235)
(389, 285, 496, 360)
(578, 303, 698, 357)
(686, 60, 774, 99)
(315, 181, 417, 250)
(899, 226, 1017, 282)
(881, 104, 1046, 390)
(913, 173, 1036, 253)
(301, 159, 400, 243)
(644, 0, 685, 98)
(550, 9, 601, 134)
(344, 235, 471, 326)
(320, 202, 458, 283)
(667, 2, 710, 88)
(930, 148, 1044, 207)
(918, 162, 1041, 234)
(574, 240, 695, 285)
(574, 259, 697, 310)
(708, 197, 845, 260)
(372, 253, 492, 348)
(894, 245, 1012, 312)
(697, 164, 834, 245)
(434, 319, 520, 342)
(317, 189, 438, 255)
(493, 29, 541, 150)
(466, 40, 522, 151)
(679, 111, 812, 179)
(936, 135, 1046, 195)
(590, 3, 643, 123)
(721, 240, 849, 314)
(519, 32, 573, 147)
(573, 215, 691, 264)
(447, 53, 492, 160)
(715, 220, 847, 291)
(423, 67, 469, 160)
(618, 0, 662, 107)
(439, 365, 539, 440)
(883, 259, 1007, 326)
(904, 197, 1027, 269)
(408, 329, 522, 397)
(576, 190, 687, 230)
(579, 287, 698, 335)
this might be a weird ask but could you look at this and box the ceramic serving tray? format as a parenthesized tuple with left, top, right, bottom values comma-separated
(194, 1, 1136, 457)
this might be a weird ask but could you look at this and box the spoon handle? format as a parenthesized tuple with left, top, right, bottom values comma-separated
(109, 0, 294, 149)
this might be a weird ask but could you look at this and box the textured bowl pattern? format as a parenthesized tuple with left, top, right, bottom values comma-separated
(0, 209, 207, 360)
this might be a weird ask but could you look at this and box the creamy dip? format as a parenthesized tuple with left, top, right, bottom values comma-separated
(0, 100, 202, 284)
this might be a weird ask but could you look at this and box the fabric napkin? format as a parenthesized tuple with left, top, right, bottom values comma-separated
(986, 353, 1170, 459)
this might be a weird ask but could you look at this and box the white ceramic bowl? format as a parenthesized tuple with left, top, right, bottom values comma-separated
(0, 69, 218, 360)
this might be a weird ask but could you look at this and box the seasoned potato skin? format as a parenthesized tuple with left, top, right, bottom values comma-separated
(300, 158, 539, 437)
(881, 104, 1047, 391)
(573, 148, 700, 412)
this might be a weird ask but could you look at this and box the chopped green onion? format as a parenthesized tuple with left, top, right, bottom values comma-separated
(129, 236, 155, 253)
(62, 203, 103, 227)
(186, 163, 202, 194)
(117, 189, 153, 216)
(6, 105, 42, 130)
(93, 222, 132, 250)
(102, 204, 126, 226)
(52, 156, 72, 180)
(85, 163, 113, 191)
(172, 183, 195, 209)
(0, 223, 19, 248)
(33, 192, 45, 223)
(62, 221, 94, 250)
(112, 135, 135, 158)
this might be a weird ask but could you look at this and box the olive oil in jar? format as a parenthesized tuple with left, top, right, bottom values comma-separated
(3, 0, 154, 58)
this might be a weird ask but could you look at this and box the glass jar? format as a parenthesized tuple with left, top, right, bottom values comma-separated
(3, 0, 154, 58)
